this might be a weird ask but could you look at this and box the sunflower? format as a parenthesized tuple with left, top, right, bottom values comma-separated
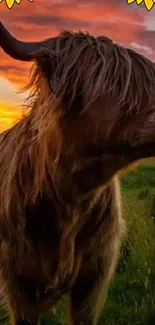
(127, 0, 155, 11)
(0, 0, 34, 9)
(0, 0, 21, 9)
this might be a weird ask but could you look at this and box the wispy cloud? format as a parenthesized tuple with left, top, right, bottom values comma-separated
(0, 76, 28, 105)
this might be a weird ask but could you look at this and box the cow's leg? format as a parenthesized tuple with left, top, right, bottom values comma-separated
(0, 280, 40, 325)
(70, 260, 114, 325)
(70, 179, 126, 325)
(70, 227, 125, 325)
(9, 276, 41, 325)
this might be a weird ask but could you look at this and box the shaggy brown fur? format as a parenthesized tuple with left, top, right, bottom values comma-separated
(1, 30, 155, 325)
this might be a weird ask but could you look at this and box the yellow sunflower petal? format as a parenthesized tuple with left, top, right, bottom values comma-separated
(5, 0, 16, 9)
(144, 0, 154, 10)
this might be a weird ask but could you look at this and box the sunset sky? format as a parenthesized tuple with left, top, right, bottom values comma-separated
(0, 0, 155, 131)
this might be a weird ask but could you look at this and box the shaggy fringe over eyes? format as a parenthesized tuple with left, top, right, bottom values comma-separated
(31, 30, 155, 113)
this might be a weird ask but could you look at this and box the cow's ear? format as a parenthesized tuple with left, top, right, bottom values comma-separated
(34, 49, 57, 86)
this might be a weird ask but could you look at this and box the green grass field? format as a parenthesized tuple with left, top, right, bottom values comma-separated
(1, 160, 155, 325)
(99, 161, 155, 325)
(42, 160, 155, 325)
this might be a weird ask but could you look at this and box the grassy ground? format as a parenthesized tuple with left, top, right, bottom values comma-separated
(42, 160, 155, 325)
(99, 161, 155, 325)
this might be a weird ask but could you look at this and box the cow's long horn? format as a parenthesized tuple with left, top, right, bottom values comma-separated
(0, 21, 51, 61)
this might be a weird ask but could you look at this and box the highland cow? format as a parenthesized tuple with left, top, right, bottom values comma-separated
(0, 21, 155, 325)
